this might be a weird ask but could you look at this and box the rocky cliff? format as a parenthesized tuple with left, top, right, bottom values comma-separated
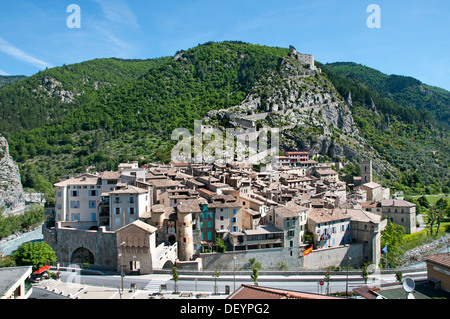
(0, 134, 25, 215)
(204, 55, 393, 175)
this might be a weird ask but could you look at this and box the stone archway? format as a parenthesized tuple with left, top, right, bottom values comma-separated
(71, 247, 95, 264)
(162, 260, 174, 269)
(168, 235, 176, 245)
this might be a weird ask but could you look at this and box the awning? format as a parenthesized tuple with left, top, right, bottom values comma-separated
(33, 265, 51, 274)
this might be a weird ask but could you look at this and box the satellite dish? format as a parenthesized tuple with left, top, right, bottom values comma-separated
(402, 277, 415, 293)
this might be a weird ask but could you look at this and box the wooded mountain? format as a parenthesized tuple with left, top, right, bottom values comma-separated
(0, 75, 27, 88)
(0, 41, 448, 195)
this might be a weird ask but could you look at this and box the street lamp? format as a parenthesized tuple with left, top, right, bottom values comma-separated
(345, 256, 352, 296)
(120, 241, 126, 292)
(233, 243, 236, 291)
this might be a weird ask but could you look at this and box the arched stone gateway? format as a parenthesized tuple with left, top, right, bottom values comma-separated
(168, 235, 176, 245)
(162, 260, 174, 269)
(71, 247, 95, 264)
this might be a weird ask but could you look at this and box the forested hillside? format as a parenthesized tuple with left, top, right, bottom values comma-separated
(319, 62, 449, 194)
(0, 75, 27, 88)
(0, 41, 448, 196)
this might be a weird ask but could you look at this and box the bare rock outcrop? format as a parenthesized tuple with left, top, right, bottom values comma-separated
(0, 134, 25, 215)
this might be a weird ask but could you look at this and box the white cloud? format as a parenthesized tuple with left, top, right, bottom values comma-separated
(0, 69, 11, 76)
(92, 0, 140, 29)
(0, 37, 53, 70)
(88, 0, 140, 57)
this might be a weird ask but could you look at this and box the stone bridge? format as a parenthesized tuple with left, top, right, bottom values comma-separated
(153, 242, 178, 270)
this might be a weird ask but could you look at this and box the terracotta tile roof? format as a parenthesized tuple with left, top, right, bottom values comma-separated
(381, 199, 416, 207)
(54, 174, 100, 187)
(148, 179, 180, 188)
(116, 220, 157, 234)
(109, 185, 148, 194)
(228, 284, 343, 299)
(424, 252, 450, 269)
(101, 171, 121, 180)
(308, 208, 351, 223)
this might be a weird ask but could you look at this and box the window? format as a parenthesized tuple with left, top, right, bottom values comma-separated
(57, 192, 61, 197)
(207, 232, 212, 241)
(89, 190, 97, 197)
(129, 196, 135, 204)
(115, 207, 121, 214)
(220, 216, 224, 221)
(115, 217, 121, 225)
(70, 201, 80, 209)
(71, 213, 80, 221)
(129, 207, 135, 215)
(233, 209, 237, 215)
(115, 197, 120, 204)
(88, 200, 96, 209)
(231, 217, 237, 223)
(71, 191, 79, 197)
(207, 222, 212, 228)
(232, 226, 238, 232)
(91, 213, 97, 222)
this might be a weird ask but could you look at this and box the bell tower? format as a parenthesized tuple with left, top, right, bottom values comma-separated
(361, 160, 373, 184)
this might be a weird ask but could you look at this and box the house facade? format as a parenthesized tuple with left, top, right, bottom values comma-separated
(307, 208, 352, 249)
(381, 199, 416, 234)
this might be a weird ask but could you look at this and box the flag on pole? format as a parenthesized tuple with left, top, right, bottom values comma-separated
(303, 245, 313, 256)
(381, 245, 388, 254)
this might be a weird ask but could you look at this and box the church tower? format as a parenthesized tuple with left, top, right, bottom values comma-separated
(361, 160, 373, 184)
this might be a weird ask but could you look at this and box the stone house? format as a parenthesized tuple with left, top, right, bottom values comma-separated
(381, 199, 417, 234)
(307, 208, 352, 249)
(347, 208, 381, 266)
(116, 220, 158, 275)
(109, 185, 151, 231)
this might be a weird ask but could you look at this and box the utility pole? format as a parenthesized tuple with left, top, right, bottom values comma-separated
(345, 257, 352, 296)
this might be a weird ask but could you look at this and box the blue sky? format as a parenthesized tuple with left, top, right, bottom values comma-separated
(0, 0, 449, 90)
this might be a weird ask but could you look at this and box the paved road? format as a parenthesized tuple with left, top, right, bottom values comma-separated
(38, 267, 425, 299)
(0, 228, 43, 256)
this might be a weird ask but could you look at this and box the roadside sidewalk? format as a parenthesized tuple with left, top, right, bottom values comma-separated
(32, 278, 226, 299)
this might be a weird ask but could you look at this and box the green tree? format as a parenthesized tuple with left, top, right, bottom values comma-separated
(324, 267, 333, 294)
(361, 265, 369, 284)
(212, 268, 221, 295)
(215, 237, 226, 253)
(417, 196, 429, 209)
(380, 221, 405, 268)
(395, 271, 403, 283)
(251, 267, 259, 286)
(172, 266, 179, 293)
(12, 241, 56, 271)
(429, 198, 448, 236)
